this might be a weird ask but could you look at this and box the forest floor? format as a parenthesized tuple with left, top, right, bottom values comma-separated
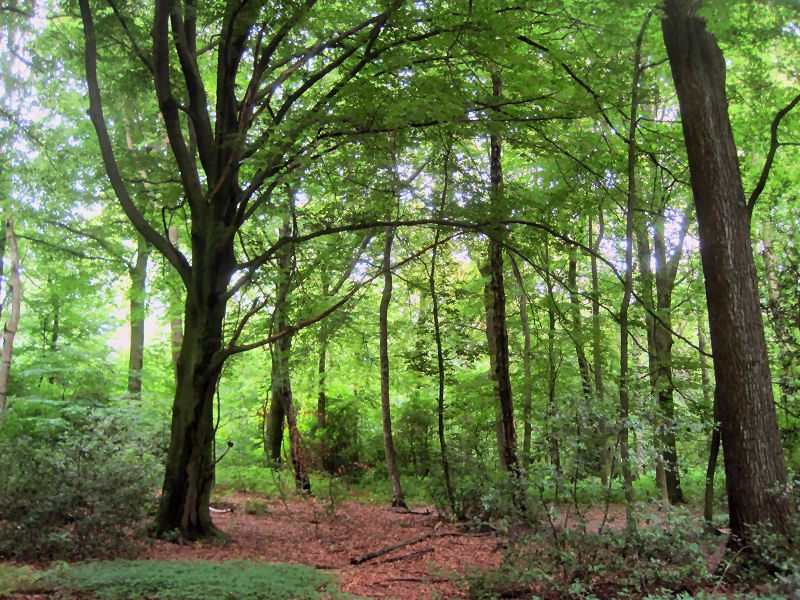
(143, 491, 502, 599)
(9, 493, 733, 600)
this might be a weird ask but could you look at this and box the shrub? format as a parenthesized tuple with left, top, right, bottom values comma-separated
(0, 400, 164, 560)
(465, 511, 713, 599)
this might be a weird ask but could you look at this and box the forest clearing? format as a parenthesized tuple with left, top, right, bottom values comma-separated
(1, 0, 799, 598)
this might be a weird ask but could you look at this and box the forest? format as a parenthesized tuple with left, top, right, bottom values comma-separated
(0, 0, 799, 598)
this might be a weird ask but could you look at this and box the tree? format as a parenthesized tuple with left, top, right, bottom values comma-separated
(79, 0, 429, 538)
(662, 0, 795, 542)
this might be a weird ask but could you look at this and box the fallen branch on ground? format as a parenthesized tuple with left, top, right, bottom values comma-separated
(378, 548, 434, 564)
(350, 533, 431, 564)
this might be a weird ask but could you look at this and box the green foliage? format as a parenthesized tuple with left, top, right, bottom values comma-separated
(466, 511, 714, 599)
(0, 564, 42, 597)
(0, 401, 164, 560)
(46, 559, 340, 600)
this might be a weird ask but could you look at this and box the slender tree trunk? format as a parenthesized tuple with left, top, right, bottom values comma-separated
(482, 263, 507, 469)
(486, 71, 521, 482)
(760, 220, 797, 415)
(619, 13, 651, 532)
(567, 251, 593, 407)
(128, 237, 149, 399)
(379, 224, 405, 508)
(266, 380, 285, 462)
(590, 213, 610, 486)
(0, 218, 21, 414)
(510, 258, 533, 469)
(653, 217, 684, 503)
(699, 314, 719, 526)
(430, 231, 455, 514)
(663, 0, 795, 543)
(543, 240, 561, 473)
(267, 222, 309, 492)
(317, 320, 328, 431)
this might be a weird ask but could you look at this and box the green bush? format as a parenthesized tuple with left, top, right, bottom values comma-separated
(0, 400, 164, 560)
(466, 511, 713, 599)
(47, 559, 340, 600)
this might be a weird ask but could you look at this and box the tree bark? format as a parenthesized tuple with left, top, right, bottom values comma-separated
(0, 218, 20, 414)
(154, 232, 234, 538)
(662, 0, 795, 542)
(127, 236, 149, 399)
(379, 224, 405, 508)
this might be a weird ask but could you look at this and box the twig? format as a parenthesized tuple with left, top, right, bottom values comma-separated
(384, 577, 449, 583)
(377, 548, 434, 564)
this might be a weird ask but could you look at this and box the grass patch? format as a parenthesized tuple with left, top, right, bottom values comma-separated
(37, 559, 344, 600)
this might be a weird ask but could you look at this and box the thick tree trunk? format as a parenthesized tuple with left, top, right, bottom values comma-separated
(154, 243, 232, 538)
(127, 237, 149, 399)
(662, 0, 795, 542)
(0, 218, 20, 414)
(379, 225, 405, 508)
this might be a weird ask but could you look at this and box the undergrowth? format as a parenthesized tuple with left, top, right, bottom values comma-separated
(1, 559, 350, 600)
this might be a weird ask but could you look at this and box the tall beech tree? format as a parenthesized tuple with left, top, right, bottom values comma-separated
(662, 0, 795, 542)
(79, 0, 427, 537)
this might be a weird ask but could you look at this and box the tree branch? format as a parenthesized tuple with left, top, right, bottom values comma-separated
(79, 0, 190, 284)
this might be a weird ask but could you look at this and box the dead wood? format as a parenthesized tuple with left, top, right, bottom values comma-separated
(350, 532, 431, 564)
(377, 548, 433, 564)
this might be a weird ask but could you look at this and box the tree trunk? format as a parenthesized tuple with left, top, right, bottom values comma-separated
(652, 216, 684, 503)
(486, 71, 520, 480)
(127, 237, 149, 399)
(482, 262, 507, 469)
(0, 218, 21, 414)
(168, 226, 183, 378)
(154, 236, 233, 538)
(379, 225, 405, 508)
(699, 314, 720, 526)
(266, 380, 285, 463)
(567, 251, 593, 408)
(430, 230, 456, 514)
(543, 239, 561, 473)
(619, 13, 651, 532)
(662, 0, 795, 542)
(590, 213, 610, 487)
(510, 258, 532, 469)
(635, 208, 669, 503)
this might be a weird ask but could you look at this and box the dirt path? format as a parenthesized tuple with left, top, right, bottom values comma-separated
(140, 494, 501, 599)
